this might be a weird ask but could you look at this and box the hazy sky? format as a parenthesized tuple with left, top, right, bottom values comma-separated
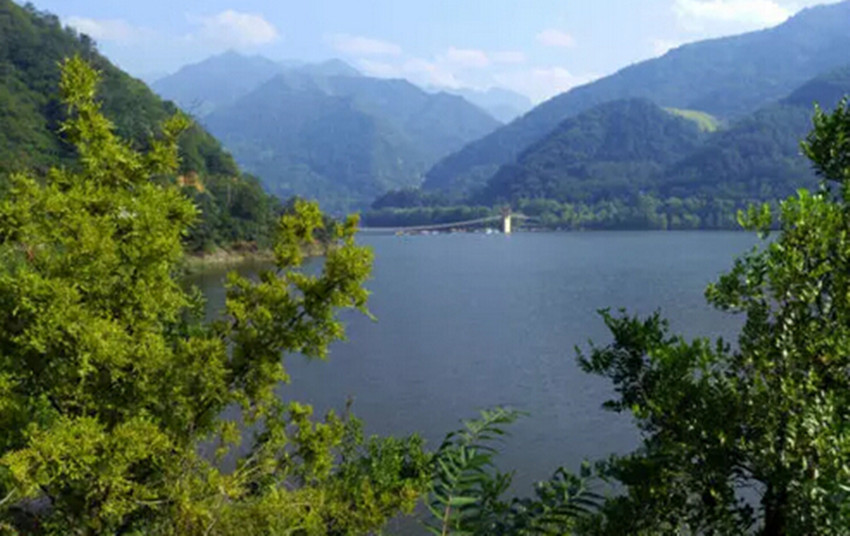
(29, 0, 843, 102)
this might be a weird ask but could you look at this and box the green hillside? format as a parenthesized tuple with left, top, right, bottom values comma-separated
(422, 0, 850, 196)
(476, 99, 707, 205)
(480, 67, 850, 217)
(205, 78, 418, 214)
(660, 65, 850, 201)
(661, 104, 818, 201)
(370, 66, 850, 230)
(665, 108, 720, 132)
(0, 0, 280, 252)
(202, 67, 500, 213)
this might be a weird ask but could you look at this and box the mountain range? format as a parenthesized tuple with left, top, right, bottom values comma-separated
(4, 0, 850, 234)
(368, 59, 850, 230)
(437, 87, 533, 123)
(423, 0, 850, 197)
(476, 99, 709, 204)
(154, 53, 503, 212)
(484, 63, 850, 206)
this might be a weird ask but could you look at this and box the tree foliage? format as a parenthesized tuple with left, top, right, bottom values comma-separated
(578, 98, 850, 535)
(0, 57, 429, 535)
(425, 409, 600, 536)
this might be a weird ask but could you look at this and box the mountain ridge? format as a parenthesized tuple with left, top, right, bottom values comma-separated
(478, 64, 850, 210)
(476, 99, 709, 204)
(423, 0, 850, 195)
(189, 56, 501, 212)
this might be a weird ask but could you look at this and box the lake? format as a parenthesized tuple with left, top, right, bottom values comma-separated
(191, 231, 756, 496)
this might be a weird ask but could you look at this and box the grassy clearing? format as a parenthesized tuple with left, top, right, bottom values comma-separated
(666, 107, 721, 132)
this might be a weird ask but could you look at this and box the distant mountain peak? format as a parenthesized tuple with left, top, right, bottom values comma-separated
(431, 86, 532, 123)
(153, 53, 284, 117)
(217, 49, 243, 60)
(785, 0, 850, 23)
(296, 59, 361, 78)
(153, 55, 365, 118)
(200, 63, 500, 212)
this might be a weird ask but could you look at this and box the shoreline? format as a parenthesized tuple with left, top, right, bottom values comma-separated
(183, 249, 274, 272)
(183, 242, 327, 273)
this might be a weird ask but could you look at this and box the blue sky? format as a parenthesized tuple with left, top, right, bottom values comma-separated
(30, 0, 843, 102)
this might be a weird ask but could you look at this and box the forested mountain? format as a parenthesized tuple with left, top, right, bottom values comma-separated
(476, 99, 707, 204)
(423, 0, 850, 195)
(152, 53, 369, 121)
(201, 65, 501, 213)
(0, 0, 280, 252)
(151, 51, 284, 117)
(660, 65, 850, 200)
(370, 66, 850, 230)
(480, 66, 850, 206)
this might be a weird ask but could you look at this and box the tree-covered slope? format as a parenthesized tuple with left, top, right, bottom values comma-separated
(370, 66, 850, 231)
(661, 65, 850, 201)
(423, 0, 850, 195)
(479, 66, 850, 207)
(476, 99, 707, 204)
(318, 75, 501, 163)
(203, 68, 500, 213)
(204, 76, 418, 214)
(0, 0, 279, 252)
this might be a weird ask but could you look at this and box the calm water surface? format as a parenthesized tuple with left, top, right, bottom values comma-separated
(193, 231, 756, 495)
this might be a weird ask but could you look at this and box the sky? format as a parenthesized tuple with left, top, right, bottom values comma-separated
(28, 0, 844, 103)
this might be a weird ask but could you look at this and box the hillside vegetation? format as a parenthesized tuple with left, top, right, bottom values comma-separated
(422, 0, 850, 196)
(155, 53, 502, 214)
(477, 99, 708, 204)
(0, 0, 280, 252)
(370, 65, 850, 231)
(665, 108, 720, 132)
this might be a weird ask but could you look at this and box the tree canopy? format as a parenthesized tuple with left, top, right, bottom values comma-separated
(0, 56, 429, 535)
(577, 99, 850, 535)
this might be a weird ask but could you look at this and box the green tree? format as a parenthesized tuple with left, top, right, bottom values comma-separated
(579, 99, 850, 535)
(425, 409, 600, 536)
(0, 57, 429, 535)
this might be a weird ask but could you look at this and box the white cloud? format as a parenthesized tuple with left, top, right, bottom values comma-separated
(356, 59, 402, 78)
(493, 51, 527, 64)
(650, 38, 683, 56)
(328, 34, 402, 56)
(362, 47, 527, 90)
(443, 47, 490, 68)
(65, 16, 149, 44)
(496, 67, 597, 103)
(536, 29, 576, 48)
(402, 58, 462, 88)
(194, 10, 280, 48)
(674, 0, 790, 28)
(355, 47, 588, 101)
